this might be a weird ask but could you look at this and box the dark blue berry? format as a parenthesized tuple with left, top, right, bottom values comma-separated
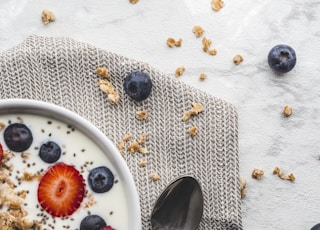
(4, 123, 33, 152)
(268, 44, 296, 73)
(123, 71, 152, 101)
(88, 166, 114, 193)
(311, 223, 320, 230)
(80, 215, 106, 230)
(39, 141, 61, 163)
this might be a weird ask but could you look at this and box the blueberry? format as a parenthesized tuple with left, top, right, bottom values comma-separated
(311, 223, 320, 230)
(268, 44, 296, 73)
(88, 166, 114, 193)
(4, 123, 33, 152)
(123, 71, 152, 101)
(39, 141, 61, 163)
(80, 215, 106, 230)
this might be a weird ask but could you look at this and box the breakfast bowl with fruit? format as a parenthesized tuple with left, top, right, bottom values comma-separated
(0, 98, 141, 230)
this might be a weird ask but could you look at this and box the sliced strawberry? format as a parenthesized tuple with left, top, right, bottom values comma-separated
(37, 162, 85, 217)
(0, 143, 3, 161)
(100, 226, 115, 230)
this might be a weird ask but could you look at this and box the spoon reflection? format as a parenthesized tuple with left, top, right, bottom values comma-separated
(151, 176, 203, 230)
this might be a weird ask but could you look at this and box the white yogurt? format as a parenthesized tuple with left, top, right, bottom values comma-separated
(0, 114, 129, 230)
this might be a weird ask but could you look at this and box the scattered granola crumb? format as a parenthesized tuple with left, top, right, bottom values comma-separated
(273, 167, 295, 182)
(3, 162, 13, 171)
(193, 26, 205, 37)
(150, 173, 160, 181)
(279, 172, 288, 180)
(193, 103, 205, 112)
(6, 179, 15, 189)
(136, 110, 148, 120)
(240, 177, 246, 198)
(182, 102, 204, 121)
(127, 141, 140, 154)
(273, 166, 281, 175)
(202, 37, 212, 52)
(208, 49, 217, 55)
(167, 38, 182, 48)
(21, 152, 30, 160)
(283, 105, 292, 117)
(123, 135, 132, 142)
(17, 190, 27, 199)
(120, 134, 148, 155)
(199, 73, 207, 81)
(273, 166, 286, 179)
(118, 135, 132, 154)
(251, 168, 264, 180)
(97, 79, 120, 105)
(83, 193, 97, 208)
(175, 38, 183, 47)
(175, 66, 186, 77)
(233, 54, 243, 65)
(0, 172, 8, 181)
(127, 140, 148, 154)
(0, 122, 5, 131)
(167, 38, 176, 48)
(139, 160, 147, 167)
(129, 0, 139, 4)
(95, 67, 110, 79)
(187, 126, 198, 137)
(287, 173, 296, 182)
(211, 0, 224, 11)
(138, 133, 146, 144)
(41, 9, 56, 25)
(118, 140, 125, 155)
(21, 171, 41, 181)
(139, 147, 148, 154)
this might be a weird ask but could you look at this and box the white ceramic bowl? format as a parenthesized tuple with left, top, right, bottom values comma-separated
(0, 98, 141, 229)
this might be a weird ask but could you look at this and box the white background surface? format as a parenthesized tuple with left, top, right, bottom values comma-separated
(1, 0, 320, 229)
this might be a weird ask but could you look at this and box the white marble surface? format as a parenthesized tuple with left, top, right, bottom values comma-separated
(1, 0, 320, 229)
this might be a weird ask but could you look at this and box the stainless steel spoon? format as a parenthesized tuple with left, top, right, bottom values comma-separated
(151, 176, 204, 230)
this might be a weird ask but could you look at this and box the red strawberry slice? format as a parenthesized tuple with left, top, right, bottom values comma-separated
(0, 143, 3, 161)
(37, 162, 85, 217)
(100, 226, 115, 230)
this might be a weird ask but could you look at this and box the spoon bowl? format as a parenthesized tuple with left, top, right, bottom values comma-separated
(151, 176, 204, 230)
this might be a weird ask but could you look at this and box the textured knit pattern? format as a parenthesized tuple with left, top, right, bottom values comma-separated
(0, 35, 242, 230)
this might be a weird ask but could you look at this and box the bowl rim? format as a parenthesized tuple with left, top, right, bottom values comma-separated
(0, 98, 141, 229)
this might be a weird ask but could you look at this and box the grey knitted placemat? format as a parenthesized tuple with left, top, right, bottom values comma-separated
(0, 35, 241, 230)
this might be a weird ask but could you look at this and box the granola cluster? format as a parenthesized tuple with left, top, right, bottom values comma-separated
(283, 105, 292, 117)
(211, 0, 224, 11)
(199, 73, 207, 81)
(129, 0, 139, 4)
(175, 66, 185, 77)
(251, 168, 264, 180)
(118, 133, 152, 179)
(167, 38, 182, 48)
(96, 67, 120, 105)
(240, 177, 246, 198)
(202, 37, 217, 56)
(0, 151, 41, 230)
(273, 167, 295, 181)
(187, 126, 198, 137)
(41, 9, 55, 25)
(182, 102, 204, 122)
(150, 173, 160, 181)
(118, 133, 148, 155)
(136, 110, 148, 120)
(233, 55, 244, 65)
(96, 67, 110, 79)
(192, 26, 205, 38)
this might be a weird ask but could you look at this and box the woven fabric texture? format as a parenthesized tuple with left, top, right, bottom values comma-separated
(0, 35, 241, 230)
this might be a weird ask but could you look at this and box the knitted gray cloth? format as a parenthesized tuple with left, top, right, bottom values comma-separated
(0, 35, 242, 230)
